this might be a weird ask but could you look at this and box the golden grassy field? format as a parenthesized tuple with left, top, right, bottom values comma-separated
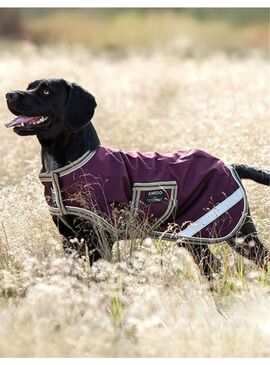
(0, 41, 269, 357)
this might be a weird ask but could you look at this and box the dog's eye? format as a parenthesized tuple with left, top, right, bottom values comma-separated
(42, 88, 50, 95)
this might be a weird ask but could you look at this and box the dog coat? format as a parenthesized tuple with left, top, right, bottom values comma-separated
(39, 146, 247, 244)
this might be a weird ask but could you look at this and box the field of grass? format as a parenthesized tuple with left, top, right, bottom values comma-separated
(0, 41, 270, 357)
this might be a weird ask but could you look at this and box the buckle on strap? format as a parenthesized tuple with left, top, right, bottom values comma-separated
(51, 172, 67, 215)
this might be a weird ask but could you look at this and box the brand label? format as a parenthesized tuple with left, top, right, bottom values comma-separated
(145, 190, 165, 203)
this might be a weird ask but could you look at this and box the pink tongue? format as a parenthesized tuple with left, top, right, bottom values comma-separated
(5, 115, 41, 128)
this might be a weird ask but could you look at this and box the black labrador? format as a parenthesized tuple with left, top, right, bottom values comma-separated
(5, 79, 270, 278)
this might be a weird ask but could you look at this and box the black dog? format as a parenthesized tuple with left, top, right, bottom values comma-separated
(5, 79, 270, 278)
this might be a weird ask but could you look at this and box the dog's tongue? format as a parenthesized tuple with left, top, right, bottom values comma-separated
(5, 115, 41, 128)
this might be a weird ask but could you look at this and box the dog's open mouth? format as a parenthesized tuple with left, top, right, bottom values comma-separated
(5, 115, 49, 130)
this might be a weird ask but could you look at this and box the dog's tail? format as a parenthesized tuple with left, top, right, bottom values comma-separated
(231, 164, 270, 186)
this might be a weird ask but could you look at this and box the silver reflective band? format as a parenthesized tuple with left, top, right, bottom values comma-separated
(179, 187, 244, 238)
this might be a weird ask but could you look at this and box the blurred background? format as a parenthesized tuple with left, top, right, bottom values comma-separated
(0, 8, 269, 55)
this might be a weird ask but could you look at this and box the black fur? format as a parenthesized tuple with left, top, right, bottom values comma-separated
(232, 164, 270, 186)
(64, 82, 97, 131)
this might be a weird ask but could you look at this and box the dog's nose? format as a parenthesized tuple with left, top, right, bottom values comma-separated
(6, 92, 20, 102)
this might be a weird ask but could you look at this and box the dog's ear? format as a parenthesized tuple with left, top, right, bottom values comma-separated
(64, 82, 97, 130)
(27, 79, 42, 90)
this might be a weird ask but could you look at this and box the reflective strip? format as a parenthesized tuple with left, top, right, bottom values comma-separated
(178, 187, 243, 238)
(39, 149, 97, 179)
(51, 173, 67, 215)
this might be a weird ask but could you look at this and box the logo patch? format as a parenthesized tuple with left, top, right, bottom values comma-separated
(145, 189, 165, 203)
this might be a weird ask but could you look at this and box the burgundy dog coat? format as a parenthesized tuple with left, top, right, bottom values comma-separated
(39, 146, 247, 244)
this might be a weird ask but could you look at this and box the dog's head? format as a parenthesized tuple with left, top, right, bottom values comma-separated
(5, 79, 97, 137)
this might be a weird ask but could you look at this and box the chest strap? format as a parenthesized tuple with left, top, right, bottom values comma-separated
(51, 172, 67, 215)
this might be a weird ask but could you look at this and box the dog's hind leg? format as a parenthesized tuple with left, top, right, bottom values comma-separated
(227, 214, 270, 270)
(182, 242, 222, 279)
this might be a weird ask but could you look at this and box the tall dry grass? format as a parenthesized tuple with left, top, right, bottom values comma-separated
(0, 42, 269, 357)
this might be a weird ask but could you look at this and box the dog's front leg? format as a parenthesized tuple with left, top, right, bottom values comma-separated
(52, 216, 113, 265)
(52, 215, 85, 255)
